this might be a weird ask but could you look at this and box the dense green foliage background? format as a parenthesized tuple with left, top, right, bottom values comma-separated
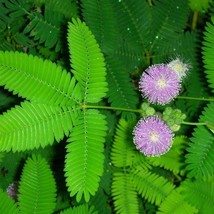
(0, 0, 214, 213)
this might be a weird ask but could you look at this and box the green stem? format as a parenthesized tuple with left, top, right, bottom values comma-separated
(177, 96, 214, 102)
(173, 173, 182, 182)
(191, 11, 198, 30)
(145, 50, 151, 66)
(182, 121, 207, 126)
(148, 0, 153, 7)
(83, 104, 143, 113)
(84, 105, 208, 127)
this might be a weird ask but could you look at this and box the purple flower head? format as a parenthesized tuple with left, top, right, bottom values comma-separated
(139, 64, 181, 105)
(7, 182, 18, 201)
(133, 116, 173, 156)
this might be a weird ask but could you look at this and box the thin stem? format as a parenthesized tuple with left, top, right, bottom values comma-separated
(148, 0, 153, 7)
(173, 173, 182, 182)
(191, 11, 199, 30)
(83, 105, 209, 127)
(177, 96, 214, 102)
(83, 104, 143, 113)
(182, 121, 207, 126)
(145, 50, 151, 66)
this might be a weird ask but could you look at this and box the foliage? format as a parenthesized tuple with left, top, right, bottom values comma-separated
(60, 204, 97, 214)
(179, 179, 214, 213)
(189, 0, 213, 12)
(203, 16, 214, 93)
(18, 155, 57, 214)
(0, 0, 214, 213)
(185, 102, 214, 179)
(0, 188, 19, 214)
(157, 189, 198, 214)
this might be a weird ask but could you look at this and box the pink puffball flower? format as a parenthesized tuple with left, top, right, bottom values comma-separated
(133, 116, 173, 156)
(139, 64, 181, 105)
(7, 182, 18, 201)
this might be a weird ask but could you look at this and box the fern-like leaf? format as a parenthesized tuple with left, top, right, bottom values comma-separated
(82, 1, 140, 117)
(0, 101, 79, 152)
(68, 19, 108, 103)
(18, 155, 56, 214)
(0, 51, 82, 106)
(111, 119, 146, 168)
(157, 190, 198, 214)
(189, 0, 213, 12)
(3, 0, 32, 18)
(185, 102, 214, 179)
(0, 2, 9, 31)
(82, 1, 139, 118)
(23, 0, 78, 51)
(1, 0, 77, 52)
(152, 32, 197, 63)
(110, 0, 151, 49)
(106, 56, 138, 119)
(110, 43, 146, 75)
(65, 109, 107, 202)
(147, 136, 187, 174)
(44, 0, 78, 20)
(81, 0, 120, 52)
(112, 172, 139, 214)
(0, 37, 14, 51)
(179, 179, 214, 213)
(150, 0, 189, 51)
(90, 189, 112, 214)
(81, 0, 150, 69)
(0, 188, 19, 214)
(131, 166, 175, 206)
(60, 204, 97, 214)
(24, 11, 62, 51)
(203, 16, 214, 92)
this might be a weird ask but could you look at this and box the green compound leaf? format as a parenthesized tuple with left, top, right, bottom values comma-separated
(0, 51, 82, 106)
(150, 0, 189, 52)
(131, 166, 175, 206)
(106, 56, 138, 119)
(90, 188, 112, 214)
(185, 102, 214, 179)
(110, 0, 151, 49)
(111, 119, 145, 168)
(189, 0, 213, 12)
(0, 101, 79, 152)
(203, 16, 214, 93)
(82, 1, 140, 119)
(157, 189, 198, 214)
(23, 3, 62, 51)
(147, 136, 187, 174)
(3, 0, 32, 18)
(112, 172, 139, 214)
(0, 188, 19, 214)
(179, 179, 214, 214)
(18, 155, 56, 214)
(68, 19, 108, 103)
(60, 204, 97, 214)
(65, 109, 107, 202)
(81, 0, 120, 51)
